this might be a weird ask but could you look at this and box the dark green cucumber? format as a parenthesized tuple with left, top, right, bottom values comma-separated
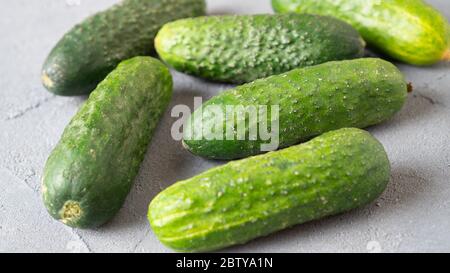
(272, 0, 450, 65)
(149, 128, 390, 252)
(183, 58, 408, 160)
(155, 14, 365, 83)
(42, 0, 205, 96)
(42, 57, 172, 228)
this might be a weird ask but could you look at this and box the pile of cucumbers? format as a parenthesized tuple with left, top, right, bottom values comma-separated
(40, 0, 449, 252)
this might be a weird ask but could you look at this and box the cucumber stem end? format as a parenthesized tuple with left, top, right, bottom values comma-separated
(407, 83, 413, 93)
(442, 49, 450, 61)
(60, 201, 82, 224)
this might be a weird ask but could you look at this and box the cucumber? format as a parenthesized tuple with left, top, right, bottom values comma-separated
(155, 14, 365, 83)
(149, 128, 390, 252)
(41, 0, 205, 96)
(183, 58, 408, 160)
(41, 57, 172, 228)
(272, 0, 450, 65)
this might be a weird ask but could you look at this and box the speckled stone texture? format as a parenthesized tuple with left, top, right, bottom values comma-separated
(0, 0, 449, 253)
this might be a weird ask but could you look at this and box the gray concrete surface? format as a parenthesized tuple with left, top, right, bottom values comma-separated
(0, 0, 449, 253)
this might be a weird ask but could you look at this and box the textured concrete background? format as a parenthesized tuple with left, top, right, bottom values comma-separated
(0, 0, 449, 253)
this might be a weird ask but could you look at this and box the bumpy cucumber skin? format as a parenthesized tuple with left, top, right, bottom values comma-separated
(42, 0, 205, 96)
(155, 14, 365, 83)
(183, 58, 407, 160)
(272, 0, 450, 65)
(42, 57, 172, 228)
(149, 128, 390, 252)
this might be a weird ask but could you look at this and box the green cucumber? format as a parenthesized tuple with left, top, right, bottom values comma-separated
(272, 0, 450, 65)
(149, 128, 390, 252)
(42, 57, 172, 228)
(42, 0, 205, 96)
(155, 14, 365, 83)
(183, 58, 408, 160)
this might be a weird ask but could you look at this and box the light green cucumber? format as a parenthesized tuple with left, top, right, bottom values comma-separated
(149, 128, 391, 252)
(272, 0, 450, 65)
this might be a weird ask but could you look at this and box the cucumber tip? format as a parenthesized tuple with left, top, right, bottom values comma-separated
(407, 83, 413, 93)
(442, 49, 450, 61)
